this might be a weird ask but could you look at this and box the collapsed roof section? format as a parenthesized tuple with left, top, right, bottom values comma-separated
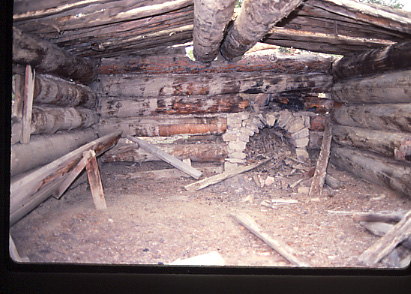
(12, 0, 411, 60)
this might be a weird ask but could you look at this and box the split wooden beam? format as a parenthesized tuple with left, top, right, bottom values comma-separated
(85, 150, 107, 210)
(309, 117, 332, 197)
(219, 0, 304, 61)
(358, 210, 411, 267)
(359, 222, 411, 250)
(126, 136, 202, 179)
(21, 65, 35, 144)
(193, 0, 236, 63)
(184, 158, 270, 191)
(12, 74, 24, 119)
(231, 213, 310, 267)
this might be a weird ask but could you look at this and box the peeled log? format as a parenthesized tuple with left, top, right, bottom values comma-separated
(193, 0, 236, 63)
(12, 27, 96, 84)
(333, 125, 411, 162)
(99, 95, 249, 117)
(98, 115, 227, 137)
(101, 139, 227, 163)
(94, 72, 332, 98)
(332, 41, 411, 80)
(34, 74, 97, 108)
(333, 103, 411, 133)
(11, 129, 97, 177)
(11, 106, 99, 144)
(331, 146, 411, 197)
(332, 70, 411, 104)
(219, 0, 303, 61)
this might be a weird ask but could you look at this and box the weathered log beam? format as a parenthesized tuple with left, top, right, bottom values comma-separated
(332, 103, 411, 133)
(101, 139, 227, 163)
(193, 0, 236, 63)
(219, 0, 303, 61)
(332, 70, 411, 104)
(333, 125, 411, 162)
(11, 106, 99, 144)
(97, 53, 333, 75)
(99, 95, 249, 118)
(12, 27, 97, 84)
(11, 129, 97, 177)
(263, 27, 393, 57)
(10, 131, 122, 226)
(332, 41, 411, 81)
(331, 146, 411, 197)
(98, 115, 227, 137)
(94, 72, 332, 98)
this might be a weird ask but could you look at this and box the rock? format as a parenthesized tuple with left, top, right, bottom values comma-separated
(228, 141, 247, 152)
(298, 187, 310, 194)
(265, 113, 277, 127)
(237, 132, 250, 143)
(264, 176, 275, 186)
(224, 162, 238, 172)
(277, 110, 292, 128)
(222, 132, 238, 142)
(287, 117, 306, 133)
(296, 148, 309, 161)
(229, 151, 247, 160)
(292, 137, 309, 148)
(290, 128, 309, 140)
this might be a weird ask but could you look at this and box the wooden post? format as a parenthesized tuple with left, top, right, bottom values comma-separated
(12, 74, 24, 119)
(309, 118, 332, 197)
(85, 150, 107, 210)
(21, 65, 35, 144)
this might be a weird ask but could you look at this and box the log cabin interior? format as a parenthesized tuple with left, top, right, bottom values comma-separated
(7, 0, 411, 270)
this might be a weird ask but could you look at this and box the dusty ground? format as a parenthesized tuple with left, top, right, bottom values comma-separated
(10, 129, 411, 269)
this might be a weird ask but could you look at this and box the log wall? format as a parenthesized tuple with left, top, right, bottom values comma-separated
(330, 41, 411, 197)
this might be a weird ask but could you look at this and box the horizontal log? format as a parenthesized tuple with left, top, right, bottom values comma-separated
(10, 131, 122, 226)
(193, 0, 236, 63)
(219, 0, 304, 61)
(97, 53, 333, 75)
(331, 146, 411, 197)
(332, 103, 411, 133)
(332, 70, 411, 104)
(99, 95, 249, 117)
(94, 72, 332, 98)
(98, 115, 227, 137)
(33, 74, 97, 108)
(11, 106, 99, 144)
(332, 41, 411, 80)
(333, 125, 411, 162)
(12, 27, 96, 84)
(101, 139, 227, 163)
(11, 129, 97, 177)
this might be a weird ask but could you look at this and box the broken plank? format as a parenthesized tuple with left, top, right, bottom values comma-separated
(184, 158, 270, 191)
(353, 211, 407, 223)
(126, 135, 202, 179)
(85, 150, 107, 210)
(231, 213, 310, 267)
(359, 222, 411, 250)
(358, 209, 411, 267)
(21, 65, 35, 144)
(309, 118, 332, 197)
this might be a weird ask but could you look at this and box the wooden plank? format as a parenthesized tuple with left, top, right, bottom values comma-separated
(12, 74, 24, 119)
(184, 158, 270, 191)
(231, 213, 310, 267)
(56, 149, 94, 199)
(358, 210, 411, 266)
(85, 150, 107, 210)
(309, 118, 332, 197)
(21, 65, 35, 144)
(10, 131, 122, 225)
(219, 0, 304, 61)
(126, 136, 202, 179)
(353, 211, 406, 223)
(359, 222, 411, 250)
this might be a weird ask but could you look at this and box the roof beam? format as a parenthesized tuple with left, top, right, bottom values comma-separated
(219, 0, 303, 61)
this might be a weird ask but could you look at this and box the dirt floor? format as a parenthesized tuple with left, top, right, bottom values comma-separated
(10, 129, 411, 269)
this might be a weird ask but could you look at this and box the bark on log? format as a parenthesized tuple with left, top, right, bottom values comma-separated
(331, 146, 411, 197)
(332, 41, 411, 81)
(219, 0, 304, 61)
(11, 129, 97, 177)
(332, 70, 411, 104)
(10, 131, 122, 226)
(12, 27, 97, 84)
(97, 53, 333, 75)
(193, 0, 236, 63)
(332, 103, 411, 133)
(94, 72, 332, 98)
(99, 95, 249, 117)
(98, 116, 227, 137)
(101, 139, 227, 163)
(33, 74, 97, 108)
(11, 106, 99, 144)
(333, 125, 411, 162)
